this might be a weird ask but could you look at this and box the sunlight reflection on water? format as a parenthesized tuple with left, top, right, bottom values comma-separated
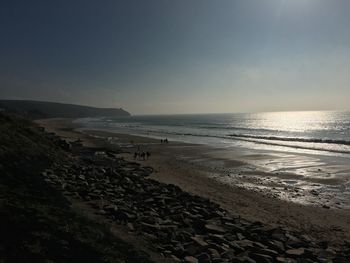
(240, 111, 342, 133)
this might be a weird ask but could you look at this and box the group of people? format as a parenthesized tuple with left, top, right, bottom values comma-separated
(160, 138, 169, 143)
(132, 138, 169, 161)
(134, 149, 151, 161)
(134, 145, 151, 161)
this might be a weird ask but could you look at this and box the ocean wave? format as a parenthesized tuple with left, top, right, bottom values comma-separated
(196, 125, 275, 133)
(130, 129, 350, 155)
(160, 131, 350, 154)
(228, 134, 350, 146)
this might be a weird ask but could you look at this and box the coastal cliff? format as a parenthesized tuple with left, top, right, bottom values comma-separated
(0, 100, 131, 119)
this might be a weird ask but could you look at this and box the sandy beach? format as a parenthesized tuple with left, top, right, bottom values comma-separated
(37, 118, 350, 249)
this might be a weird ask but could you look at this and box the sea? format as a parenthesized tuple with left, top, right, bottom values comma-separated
(76, 111, 350, 158)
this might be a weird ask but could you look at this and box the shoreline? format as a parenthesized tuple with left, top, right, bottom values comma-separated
(37, 118, 350, 248)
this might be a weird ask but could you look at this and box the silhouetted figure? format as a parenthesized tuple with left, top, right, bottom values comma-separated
(146, 151, 150, 159)
(134, 152, 138, 160)
(141, 152, 146, 160)
(160, 139, 163, 144)
(164, 138, 169, 143)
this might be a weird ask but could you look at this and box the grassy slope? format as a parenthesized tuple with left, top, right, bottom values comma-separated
(0, 113, 150, 263)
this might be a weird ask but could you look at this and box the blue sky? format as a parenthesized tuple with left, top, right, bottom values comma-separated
(1, 0, 350, 114)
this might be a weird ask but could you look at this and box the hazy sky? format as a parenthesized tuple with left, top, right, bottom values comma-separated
(1, 0, 350, 114)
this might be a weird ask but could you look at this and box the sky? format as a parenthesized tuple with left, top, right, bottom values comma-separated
(1, 0, 350, 115)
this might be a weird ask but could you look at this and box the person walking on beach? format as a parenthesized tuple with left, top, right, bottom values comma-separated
(146, 151, 150, 160)
(141, 152, 146, 160)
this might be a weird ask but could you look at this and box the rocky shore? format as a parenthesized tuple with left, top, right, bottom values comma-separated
(42, 138, 350, 263)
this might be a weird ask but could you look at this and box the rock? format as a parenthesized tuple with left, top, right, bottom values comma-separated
(236, 255, 257, 263)
(185, 243, 203, 256)
(176, 231, 192, 242)
(271, 230, 287, 242)
(285, 233, 305, 248)
(250, 253, 273, 263)
(112, 209, 137, 221)
(276, 257, 297, 263)
(252, 241, 267, 249)
(235, 240, 254, 249)
(237, 233, 245, 240)
(144, 198, 155, 203)
(191, 235, 209, 247)
(197, 253, 211, 263)
(208, 248, 221, 259)
(224, 222, 245, 232)
(229, 241, 244, 253)
(221, 249, 236, 260)
(258, 248, 279, 257)
(208, 234, 227, 244)
(286, 248, 305, 257)
(205, 224, 226, 234)
(170, 255, 181, 262)
(173, 244, 185, 257)
(268, 240, 285, 252)
(184, 256, 198, 263)
(207, 242, 225, 253)
(141, 222, 177, 233)
(78, 174, 86, 180)
(127, 222, 135, 231)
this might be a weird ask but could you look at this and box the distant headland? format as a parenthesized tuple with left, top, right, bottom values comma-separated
(0, 100, 131, 119)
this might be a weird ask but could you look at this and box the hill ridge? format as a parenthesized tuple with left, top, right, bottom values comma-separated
(0, 99, 131, 119)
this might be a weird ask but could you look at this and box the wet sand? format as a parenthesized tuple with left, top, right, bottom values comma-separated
(37, 118, 350, 248)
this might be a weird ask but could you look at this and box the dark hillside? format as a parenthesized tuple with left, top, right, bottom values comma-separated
(0, 113, 149, 263)
(0, 100, 131, 119)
